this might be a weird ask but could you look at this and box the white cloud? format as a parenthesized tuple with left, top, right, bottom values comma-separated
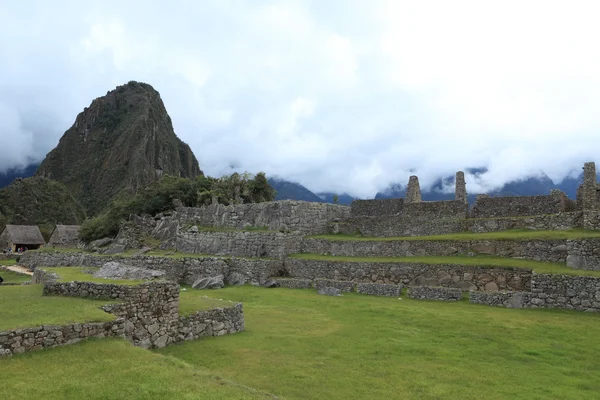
(1, 0, 600, 198)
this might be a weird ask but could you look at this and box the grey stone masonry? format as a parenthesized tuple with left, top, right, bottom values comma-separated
(1, 281, 245, 358)
(174, 230, 303, 258)
(285, 259, 532, 291)
(302, 238, 570, 264)
(455, 171, 467, 203)
(405, 176, 422, 203)
(173, 200, 350, 235)
(408, 286, 463, 301)
(470, 190, 572, 218)
(566, 239, 600, 270)
(314, 278, 354, 292)
(274, 278, 314, 289)
(356, 282, 402, 297)
(582, 162, 597, 211)
(469, 291, 527, 308)
(350, 198, 404, 217)
(19, 251, 284, 286)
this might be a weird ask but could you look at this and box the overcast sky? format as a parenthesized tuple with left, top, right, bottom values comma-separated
(2, 0, 600, 198)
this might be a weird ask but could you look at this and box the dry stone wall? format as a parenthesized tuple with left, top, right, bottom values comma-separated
(350, 199, 404, 217)
(566, 239, 600, 270)
(20, 251, 284, 286)
(174, 201, 350, 234)
(284, 259, 531, 291)
(175, 230, 303, 258)
(470, 191, 573, 218)
(407, 286, 462, 301)
(356, 282, 402, 297)
(314, 278, 354, 292)
(1, 281, 245, 358)
(470, 273, 600, 312)
(467, 212, 581, 233)
(302, 238, 569, 263)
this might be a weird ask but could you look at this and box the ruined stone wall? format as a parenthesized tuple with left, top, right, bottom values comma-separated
(582, 210, 600, 230)
(470, 191, 572, 218)
(283, 259, 531, 291)
(356, 282, 402, 297)
(333, 216, 466, 237)
(314, 278, 354, 292)
(19, 251, 284, 286)
(566, 239, 600, 270)
(302, 238, 569, 264)
(174, 230, 303, 258)
(350, 199, 404, 217)
(173, 200, 350, 234)
(407, 286, 462, 301)
(1, 281, 244, 357)
(470, 273, 600, 312)
(467, 212, 581, 233)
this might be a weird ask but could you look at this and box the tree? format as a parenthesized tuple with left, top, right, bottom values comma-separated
(332, 194, 339, 204)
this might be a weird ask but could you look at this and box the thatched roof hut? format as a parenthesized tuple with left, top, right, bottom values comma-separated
(48, 225, 81, 247)
(0, 225, 46, 251)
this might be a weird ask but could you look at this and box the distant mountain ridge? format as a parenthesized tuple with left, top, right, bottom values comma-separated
(36, 81, 202, 216)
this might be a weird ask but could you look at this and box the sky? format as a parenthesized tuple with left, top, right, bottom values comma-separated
(2, 0, 600, 198)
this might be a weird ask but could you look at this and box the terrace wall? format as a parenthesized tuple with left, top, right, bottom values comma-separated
(19, 251, 284, 286)
(174, 230, 303, 258)
(173, 200, 350, 234)
(301, 238, 570, 264)
(470, 273, 600, 312)
(283, 259, 532, 291)
(469, 191, 573, 218)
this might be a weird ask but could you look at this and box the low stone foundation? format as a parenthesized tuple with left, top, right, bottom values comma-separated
(407, 286, 463, 301)
(356, 282, 402, 297)
(469, 291, 526, 308)
(274, 278, 313, 289)
(314, 279, 354, 292)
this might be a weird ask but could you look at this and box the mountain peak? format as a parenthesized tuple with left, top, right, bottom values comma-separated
(37, 81, 202, 215)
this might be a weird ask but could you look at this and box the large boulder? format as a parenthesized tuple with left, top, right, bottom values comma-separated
(93, 262, 165, 280)
(192, 275, 224, 290)
(226, 272, 247, 286)
(317, 287, 341, 296)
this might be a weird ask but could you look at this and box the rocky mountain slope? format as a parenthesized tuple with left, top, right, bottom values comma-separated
(36, 81, 202, 215)
(0, 177, 86, 239)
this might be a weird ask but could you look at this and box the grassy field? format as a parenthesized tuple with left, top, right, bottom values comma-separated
(0, 285, 115, 331)
(0, 338, 273, 400)
(179, 289, 239, 316)
(290, 253, 600, 277)
(2, 286, 600, 399)
(158, 286, 600, 400)
(0, 259, 17, 266)
(0, 270, 31, 283)
(310, 229, 600, 241)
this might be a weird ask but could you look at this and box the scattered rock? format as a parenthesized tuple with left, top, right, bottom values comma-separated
(101, 244, 127, 255)
(189, 226, 199, 233)
(93, 262, 165, 280)
(133, 246, 152, 256)
(317, 287, 341, 296)
(192, 275, 224, 289)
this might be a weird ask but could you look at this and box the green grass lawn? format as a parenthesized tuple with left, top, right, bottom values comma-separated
(0, 338, 273, 400)
(157, 286, 600, 400)
(0, 259, 17, 266)
(310, 228, 600, 241)
(0, 285, 116, 331)
(3, 286, 600, 399)
(0, 270, 31, 283)
(290, 253, 600, 277)
(179, 288, 239, 316)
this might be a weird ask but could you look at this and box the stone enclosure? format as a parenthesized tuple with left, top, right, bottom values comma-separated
(0, 280, 244, 358)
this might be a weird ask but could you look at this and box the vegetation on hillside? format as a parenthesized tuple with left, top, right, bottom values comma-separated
(36, 81, 203, 216)
(79, 172, 276, 243)
(0, 177, 86, 239)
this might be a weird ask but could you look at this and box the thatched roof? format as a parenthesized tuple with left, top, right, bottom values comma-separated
(49, 225, 81, 245)
(2, 225, 45, 245)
